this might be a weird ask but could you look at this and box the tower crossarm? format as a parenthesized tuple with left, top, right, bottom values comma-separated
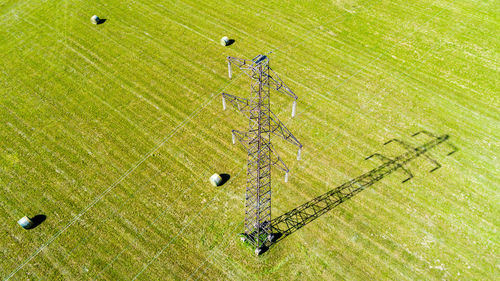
(269, 111, 302, 148)
(222, 93, 252, 113)
(231, 130, 249, 149)
(269, 143, 289, 173)
(268, 68, 297, 100)
(227, 56, 250, 68)
(227, 56, 265, 80)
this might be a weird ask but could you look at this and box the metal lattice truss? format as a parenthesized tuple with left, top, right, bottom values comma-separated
(224, 94, 302, 150)
(221, 55, 302, 253)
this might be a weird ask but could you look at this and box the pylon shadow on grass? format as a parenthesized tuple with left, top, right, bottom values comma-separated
(265, 131, 457, 250)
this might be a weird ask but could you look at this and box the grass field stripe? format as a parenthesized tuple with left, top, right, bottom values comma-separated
(21, 12, 217, 121)
(0, 109, 124, 220)
(293, 8, 448, 118)
(199, 0, 364, 64)
(0, 43, 176, 223)
(86, 142, 231, 278)
(151, 0, 323, 55)
(3, 74, 240, 280)
(112, 0, 216, 45)
(11, 8, 244, 218)
(4, 100, 213, 278)
(187, 221, 245, 281)
(131, 168, 244, 280)
(27, 15, 165, 115)
(74, 87, 249, 276)
(0, 0, 47, 25)
(11, 17, 160, 143)
(85, 142, 242, 277)
(90, 166, 212, 280)
(1, 87, 151, 183)
(269, 9, 362, 56)
(268, 0, 405, 66)
(61, 160, 210, 274)
(273, 35, 444, 150)
(268, 3, 444, 110)
(91, 166, 236, 280)
(171, 0, 330, 54)
(266, 10, 441, 122)
(295, 38, 449, 170)
(173, 0, 374, 65)
(388, 57, 488, 119)
(6, 0, 356, 144)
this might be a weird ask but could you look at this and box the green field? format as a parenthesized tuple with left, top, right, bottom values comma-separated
(0, 0, 498, 280)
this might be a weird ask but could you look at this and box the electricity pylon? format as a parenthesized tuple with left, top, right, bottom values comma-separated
(221, 54, 302, 255)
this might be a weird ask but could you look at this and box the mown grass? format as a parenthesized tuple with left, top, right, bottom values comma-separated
(0, 0, 498, 280)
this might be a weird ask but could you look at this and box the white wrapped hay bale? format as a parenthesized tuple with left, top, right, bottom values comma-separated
(209, 173, 222, 186)
(91, 15, 100, 24)
(18, 216, 33, 229)
(220, 36, 230, 46)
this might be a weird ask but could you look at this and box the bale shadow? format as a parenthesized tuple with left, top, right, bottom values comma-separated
(226, 39, 235, 46)
(27, 214, 46, 229)
(97, 18, 107, 25)
(219, 174, 231, 186)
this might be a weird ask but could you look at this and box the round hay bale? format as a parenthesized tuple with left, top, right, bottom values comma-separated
(209, 173, 222, 186)
(220, 36, 230, 46)
(18, 216, 33, 229)
(91, 15, 100, 24)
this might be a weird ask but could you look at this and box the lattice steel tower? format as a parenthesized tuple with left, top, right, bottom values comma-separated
(221, 54, 302, 255)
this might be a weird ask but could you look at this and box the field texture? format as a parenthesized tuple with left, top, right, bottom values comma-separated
(0, 0, 498, 280)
